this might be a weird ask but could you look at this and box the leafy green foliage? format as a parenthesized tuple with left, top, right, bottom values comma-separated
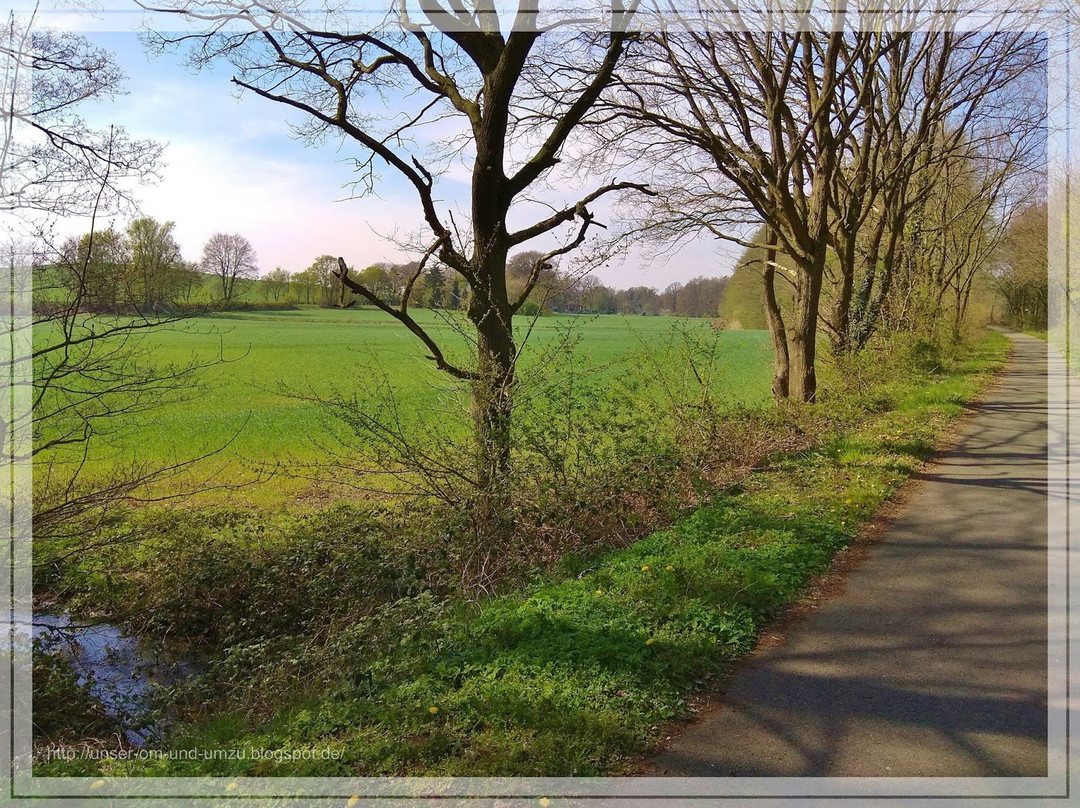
(33, 645, 118, 745)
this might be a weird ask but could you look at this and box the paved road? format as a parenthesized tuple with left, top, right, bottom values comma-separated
(651, 332, 1049, 777)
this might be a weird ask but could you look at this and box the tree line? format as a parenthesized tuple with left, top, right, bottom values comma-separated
(268, 250, 729, 316)
(46, 223, 258, 312)
(55, 224, 735, 317)
(58, 209, 1045, 331)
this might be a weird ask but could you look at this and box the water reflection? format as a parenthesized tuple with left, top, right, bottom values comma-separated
(32, 612, 195, 746)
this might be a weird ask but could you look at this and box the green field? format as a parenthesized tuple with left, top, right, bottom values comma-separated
(39, 308, 775, 505)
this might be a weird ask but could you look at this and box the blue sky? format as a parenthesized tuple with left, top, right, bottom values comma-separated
(71, 29, 738, 287)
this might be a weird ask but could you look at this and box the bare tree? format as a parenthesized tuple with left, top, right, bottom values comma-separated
(603, 4, 1044, 395)
(143, 0, 651, 546)
(831, 30, 1045, 351)
(0, 13, 161, 216)
(200, 232, 258, 304)
(602, 1, 869, 401)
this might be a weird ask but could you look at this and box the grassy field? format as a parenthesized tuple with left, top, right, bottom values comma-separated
(37, 308, 775, 505)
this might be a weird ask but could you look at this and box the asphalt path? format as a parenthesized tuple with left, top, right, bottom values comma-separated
(651, 332, 1049, 777)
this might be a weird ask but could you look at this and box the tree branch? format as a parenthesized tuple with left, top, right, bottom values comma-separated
(334, 257, 477, 380)
(507, 180, 654, 246)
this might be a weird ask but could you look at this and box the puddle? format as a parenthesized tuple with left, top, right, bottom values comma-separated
(31, 612, 198, 746)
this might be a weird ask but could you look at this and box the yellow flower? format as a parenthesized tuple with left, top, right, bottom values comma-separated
(429, 706, 439, 714)
(90, 780, 105, 790)
(226, 782, 239, 791)
(540, 798, 551, 807)
(595, 589, 603, 596)
(665, 565, 674, 571)
(641, 565, 650, 571)
(645, 637, 655, 645)
(348, 796, 361, 807)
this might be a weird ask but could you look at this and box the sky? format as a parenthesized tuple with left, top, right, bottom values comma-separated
(67, 29, 741, 288)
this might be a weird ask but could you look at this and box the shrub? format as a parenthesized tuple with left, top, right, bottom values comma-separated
(905, 337, 946, 374)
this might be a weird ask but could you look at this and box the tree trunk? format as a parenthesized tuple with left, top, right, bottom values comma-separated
(762, 228, 790, 400)
(466, 94, 518, 555)
(470, 353, 514, 524)
(830, 235, 856, 354)
(467, 245, 516, 554)
(789, 262, 823, 403)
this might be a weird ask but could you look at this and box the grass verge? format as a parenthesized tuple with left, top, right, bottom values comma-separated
(36, 331, 1010, 777)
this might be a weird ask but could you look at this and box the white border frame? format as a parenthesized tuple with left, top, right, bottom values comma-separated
(4, 1, 1073, 804)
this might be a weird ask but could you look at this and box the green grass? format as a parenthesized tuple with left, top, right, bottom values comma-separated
(36, 309, 774, 505)
(39, 331, 1009, 778)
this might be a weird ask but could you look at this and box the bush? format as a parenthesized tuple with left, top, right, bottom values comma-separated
(905, 337, 946, 374)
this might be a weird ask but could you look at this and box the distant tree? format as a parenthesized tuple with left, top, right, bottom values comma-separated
(586, 283, 615, 313)
(660, 282, 682, 314)
(356, 264, 396, 305)
(422, 264, 448, 309)
(719, 265, 767, 330)
(60, 227, 129, 312)
(674, 276, 727, 318)
(261, 266, 291, 302)
(563, 274, 602, 313)
(201, 233, 258, 304)
(175, 261, 204, 303)
(258, 273, 273, 301)
(993, 203, 1047, 330)
(126, 217, 184, 310)
(506, 251, 558, 312)
(305, 254, 340, 306)
(448, 277, 465, 311)
(723, 229, 797, 341)
(613, 286, 661, 315)
(387, 263, 419, 307)
(290, 267, 316, 304)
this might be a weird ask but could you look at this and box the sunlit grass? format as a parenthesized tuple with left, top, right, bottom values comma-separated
(35, 308, 774, 505)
